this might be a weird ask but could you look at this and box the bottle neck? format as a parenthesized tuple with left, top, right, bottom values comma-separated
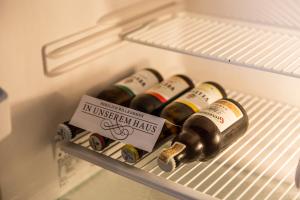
(158, 141, 203, 172)
(172, 148, 188, 169)
(173, 141, 204, 167)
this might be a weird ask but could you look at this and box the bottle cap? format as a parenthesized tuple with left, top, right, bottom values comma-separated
(57, 123, 73, 141)
(157, 142, 186, 172)
(157, 155, 177, 172)
(89, 133, 106, 151)
(121, 144, 140, 163)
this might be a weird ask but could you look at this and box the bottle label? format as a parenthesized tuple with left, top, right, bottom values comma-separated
(196, 99, 243, 132)
(175, 83, 223, 112)
(146, 76, 190, 103)
(115, 69, 160, 95)
(70, 95, 165, 152)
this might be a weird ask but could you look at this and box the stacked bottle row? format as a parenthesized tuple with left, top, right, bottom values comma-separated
(57, 68, 163, 147)
(56, 68, 249, 172)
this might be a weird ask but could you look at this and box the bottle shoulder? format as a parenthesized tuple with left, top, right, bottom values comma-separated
(144, 68, 163, 82)
(174, 74, 195, 87)
(129, 93, 161, 114)
(97, 86, 133, 106)
(203, 81, 227, 98)
(160, 102, 195, 125)
(183, 114, 219, 132)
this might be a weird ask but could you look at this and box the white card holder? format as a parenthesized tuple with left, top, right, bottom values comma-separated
(0, 88, 11, 141)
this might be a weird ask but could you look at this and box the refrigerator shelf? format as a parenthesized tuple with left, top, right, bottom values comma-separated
(124, 12, 300, 79)
(60, 91, 300, 200)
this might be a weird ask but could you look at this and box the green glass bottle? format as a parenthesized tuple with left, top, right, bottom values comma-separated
(161, 81, 226, 136)
(122, 75, 194, 163)
(56, 68, 163, 148)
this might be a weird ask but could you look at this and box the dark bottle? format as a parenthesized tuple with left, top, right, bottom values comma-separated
(56, 68, 163, 144)
(96, 68, 163, 107)
(56, 122, 85, 141)
(89, 133, 115, 151)
(160, 81, 226, 136)
(121, 75, 194, 163)
(158, 99, 249, 172)
(129, 74, 195, 115)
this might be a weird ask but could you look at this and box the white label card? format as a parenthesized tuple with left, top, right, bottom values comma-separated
(70, 95, 165, 152)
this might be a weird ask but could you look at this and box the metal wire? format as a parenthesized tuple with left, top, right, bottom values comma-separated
(252, 150, 299, 200)
(209, 107, 296, 198)
(70, 91, 300, 200)
(152, 92, 247, 178)
(125, 13, 300, 78)
(161, 94, 256, 181)
(235, 127, 300, 199)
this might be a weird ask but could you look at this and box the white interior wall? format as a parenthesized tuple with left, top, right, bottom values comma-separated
(0, 1, 185, 200)
(187, 0, 300, 31)
(1, 0, 300, 199)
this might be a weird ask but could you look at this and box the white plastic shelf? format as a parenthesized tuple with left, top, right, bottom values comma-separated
(124, 13, 300, 78)
(61, 91, 300, 200)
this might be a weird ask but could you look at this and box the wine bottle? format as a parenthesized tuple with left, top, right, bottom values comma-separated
(158, 98, 249, 172)
(56, 68, 163, 146)
(122, 75, 194, 163)
(56, 122, 85, 141)
(160, 81, 226, 136)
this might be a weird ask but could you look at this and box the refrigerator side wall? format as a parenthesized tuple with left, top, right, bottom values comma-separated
(0, 1, 185, 200)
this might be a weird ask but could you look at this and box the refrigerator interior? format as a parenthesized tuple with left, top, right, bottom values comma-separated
(1, 0, 300, 200)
